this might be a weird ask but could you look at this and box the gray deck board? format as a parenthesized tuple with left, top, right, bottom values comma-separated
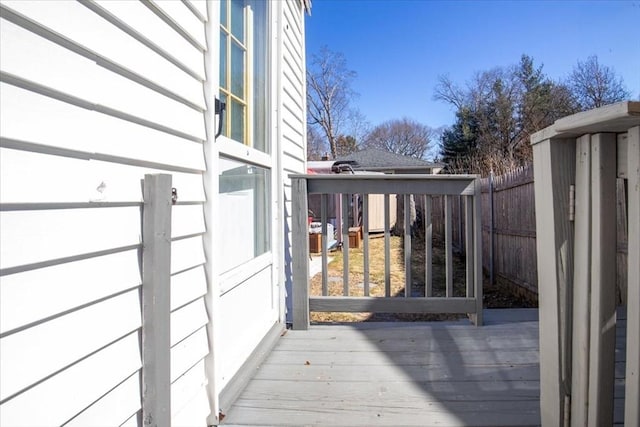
(222, 309, 628, 426)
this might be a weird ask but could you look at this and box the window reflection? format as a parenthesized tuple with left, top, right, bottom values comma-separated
(218, 157, 271, 273)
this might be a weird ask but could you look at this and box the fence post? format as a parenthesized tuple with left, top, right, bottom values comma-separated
(142, 174, 172, 427)
(292, 177, 310, 330)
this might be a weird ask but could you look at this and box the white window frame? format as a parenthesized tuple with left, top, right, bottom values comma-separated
(216, 0, 277, 295)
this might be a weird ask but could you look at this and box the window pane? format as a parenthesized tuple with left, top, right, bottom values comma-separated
(230, 99, 244, 143)
(230, 0, 244, 43)
(219, 157, 270, 273)
(230, 40, 245, 98)
(220, 0, 228, 27)
(250, 0, 268, 153)
(219, 32, 227, 88)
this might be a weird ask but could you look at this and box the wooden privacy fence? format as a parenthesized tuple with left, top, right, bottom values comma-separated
(430, 167, 536, 296)
(430, 164, 628, 301)
(290, 174, 483, 330)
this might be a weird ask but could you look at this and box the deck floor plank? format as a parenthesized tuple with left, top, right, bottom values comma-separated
(222, 309, 627, 426)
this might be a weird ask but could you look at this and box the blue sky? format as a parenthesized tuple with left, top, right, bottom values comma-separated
(304, 0, 640, 129)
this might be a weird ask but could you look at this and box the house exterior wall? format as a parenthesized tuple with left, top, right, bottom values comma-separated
(279, 0, 308, 324)
(0, 0, 307, 425)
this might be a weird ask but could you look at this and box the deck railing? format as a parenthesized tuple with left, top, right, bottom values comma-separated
(532, 101, 640, 426)
(290, 174, 483, 330)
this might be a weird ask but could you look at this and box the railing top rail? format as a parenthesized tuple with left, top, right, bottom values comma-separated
(530, 100, 640, 145)
(289, 174, 480, 196)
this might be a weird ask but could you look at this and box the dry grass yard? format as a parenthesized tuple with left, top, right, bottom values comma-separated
(309, 235, 470, 323)
(309, 233, 536, 323)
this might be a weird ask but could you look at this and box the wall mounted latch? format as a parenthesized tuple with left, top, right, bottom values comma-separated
(569, 184, 575, 222)
(214, 98, 226, 139)
(171, 187, 178, 205)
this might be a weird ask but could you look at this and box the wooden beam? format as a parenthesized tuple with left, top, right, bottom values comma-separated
(587, 133, 617, 426)
(142, 173, 172, 427)
(291, 178, 310, 330)
(625, 126, 640, 427)
(531, 101, 640, 144)
(572, 134, 592, 427)
(298, 174, 477, 196)
(309, 296, 477, 313)
(532, 138, 576, 427)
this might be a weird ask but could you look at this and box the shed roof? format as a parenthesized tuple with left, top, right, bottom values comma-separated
(334, 149, 442, 171)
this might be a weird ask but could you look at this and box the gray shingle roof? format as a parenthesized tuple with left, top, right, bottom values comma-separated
(334, 149, 442, 170)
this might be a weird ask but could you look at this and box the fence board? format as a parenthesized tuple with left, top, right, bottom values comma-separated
(432, 162, 627, 300)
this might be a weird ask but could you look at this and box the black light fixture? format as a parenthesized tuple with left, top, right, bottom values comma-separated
(214, 98, 226, 139)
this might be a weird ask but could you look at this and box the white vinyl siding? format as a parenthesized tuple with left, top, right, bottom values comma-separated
(0, 1, 210, 426)
(1, 0, 309, 423)
(281, 0, 308, 320)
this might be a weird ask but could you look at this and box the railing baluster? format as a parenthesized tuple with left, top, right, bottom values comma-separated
(473, 180, 484, 326)
(404, 194, 411, 298)
(465, 195, 474, 298)
(425, 195, 433, 297)
(384, 194, 391, 297)
(321, 193, 328, 296)
(363, 194, 370, 296)
(445, 195, 453, 297)
(342, 193, 349, 296)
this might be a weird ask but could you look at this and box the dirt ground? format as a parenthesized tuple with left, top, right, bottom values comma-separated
(309, 234, 537, 323)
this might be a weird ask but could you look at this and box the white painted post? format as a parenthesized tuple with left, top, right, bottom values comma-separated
(292, 177, 310, 330)
(533, 138, 576, 427)
(142, 174, 172, 427)
(625, 126, 640, 427)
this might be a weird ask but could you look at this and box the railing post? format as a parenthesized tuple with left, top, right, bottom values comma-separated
(142, 173, 172, 427)
(533, 138, 575, 427)
(292, 177, 310, 330)
(626, 125, 640, 427)
(472, 178, 483, 326)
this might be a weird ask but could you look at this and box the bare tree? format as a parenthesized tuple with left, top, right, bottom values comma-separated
(362, 118, 435, 159)
(307, 46, 357, 159)
(306, 126, 327, 160)
(568, 55, 630, 110)
(433, 75, 467, 110)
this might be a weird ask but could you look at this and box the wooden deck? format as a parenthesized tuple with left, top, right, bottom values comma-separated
(222, 309, 540, 426)
(222, 308, 628, 426)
